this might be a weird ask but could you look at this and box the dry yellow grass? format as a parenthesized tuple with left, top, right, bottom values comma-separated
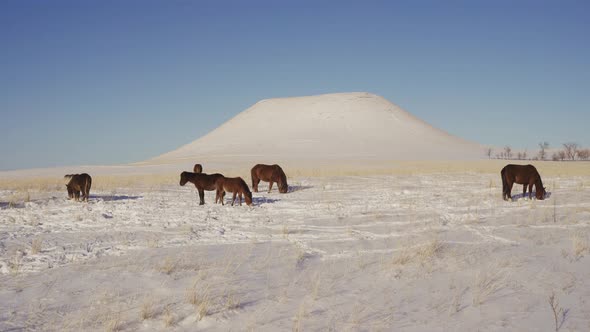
(158, 257, 178, 275)
(140, 298, 155, 320)
(30, 237, 43, 255)
(162, 305, 175, 327)
(572, 232, 589, 259)
(1, 160, 588, 192)
(287, 160, 590, 177)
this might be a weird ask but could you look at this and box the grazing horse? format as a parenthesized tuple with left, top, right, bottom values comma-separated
(64, 173, 92, 202)
(251, 164, 288, 193)
(179, 171, 224, 205)
(215, 176, 252, 206)
(193, 164, 203, 173)
(501, 164, 546, 201)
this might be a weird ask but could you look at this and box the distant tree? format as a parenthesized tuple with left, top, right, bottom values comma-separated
(552, 152, 559, 161)
(563, 142, 579, 160)
(538, 142, 549, 160)
(517, 152, 523, 160)
(578, 149, 590, 160)
(485, 148, 493, 159)
(504, 146, 512, 159)
(522, 150, 527, 160)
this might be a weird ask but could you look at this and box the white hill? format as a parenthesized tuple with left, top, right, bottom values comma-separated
(149, 92, 483, 166)
(0, 92, 483, 179)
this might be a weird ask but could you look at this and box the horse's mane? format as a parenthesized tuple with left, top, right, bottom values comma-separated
(239, 177, 252, 193)
(64, 174, 76, 179)
(536, 172, 544, 190)
(274, 165, 287, 184)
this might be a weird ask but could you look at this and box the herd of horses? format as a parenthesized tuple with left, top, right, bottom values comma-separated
(178, 163, 288, 206)
(64, 163, 547, 204)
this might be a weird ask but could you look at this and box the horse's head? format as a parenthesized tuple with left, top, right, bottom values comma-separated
(66, 184, 74, 199)
(278, 180, 288, 193)
(274, 166, 288, 193)
(179, 172, 189, 186)
(245, 191, 253, 206)
(536, 186, 547, 200)
(193, 164, 202, 174)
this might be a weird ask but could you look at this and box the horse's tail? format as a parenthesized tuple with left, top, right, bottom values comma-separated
(85, 175, 92, 195)
(250, 166, 258, 187)
(500, 167, 507, 199)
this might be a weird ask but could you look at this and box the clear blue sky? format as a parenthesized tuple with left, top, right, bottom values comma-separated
(1, 0, 589, 170)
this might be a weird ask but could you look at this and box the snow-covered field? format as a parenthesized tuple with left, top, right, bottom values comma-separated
(1, 170, 590, 331)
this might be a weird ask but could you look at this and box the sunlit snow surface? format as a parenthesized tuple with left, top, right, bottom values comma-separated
(1, 174, 589, 331)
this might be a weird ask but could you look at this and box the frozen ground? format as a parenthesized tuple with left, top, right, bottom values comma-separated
(1, 173, 589, 331)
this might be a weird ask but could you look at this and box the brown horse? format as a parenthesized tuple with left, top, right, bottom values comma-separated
(251, 164, 288, 193)
(179, 171, 224, 205)
(215, 176, 252, 206)
(64, 173, 92, 202)
(193, 164, 203, 173)
(501, 164, 546, 201)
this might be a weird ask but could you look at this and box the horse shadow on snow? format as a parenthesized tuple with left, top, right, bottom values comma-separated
(251, 196, 281, 205)
(509, 190, 552, 201)
(90, 194, 143, 202)
(287, 185, 313, 193)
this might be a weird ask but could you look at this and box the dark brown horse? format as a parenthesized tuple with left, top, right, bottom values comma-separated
(251, 164, 288, 193)
(179, 171, 224, 205)
(193, 164, 203, 173)
(64, 173, 92, 202)
(501, 164, 546, 201)
(215, 176, 252, 206)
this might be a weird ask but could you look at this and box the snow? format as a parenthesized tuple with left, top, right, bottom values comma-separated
(149, 92, 483, 165)
(1, 172, 589, 331)
(0, 92, 588, 330)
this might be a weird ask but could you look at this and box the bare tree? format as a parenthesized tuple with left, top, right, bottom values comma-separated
(538, 142, 549, 160)
(523, 149, 527, 160)
(517, 152, 524, 160)
(504, 146, 512, 159)
(562, 142, 578, 160)
(558, 151, 566, 161)
(485, 148, 493, 159)
(578, 149, 590, 160)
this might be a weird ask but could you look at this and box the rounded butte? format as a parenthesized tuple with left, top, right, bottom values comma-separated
(149, 92, 483, 167)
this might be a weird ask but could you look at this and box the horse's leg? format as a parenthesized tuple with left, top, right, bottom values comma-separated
(198, 189, 205, 205)
(522, 184, 527, 199)
(529, 183, 534, 199)
(507, 180, 513, 201)
(252, 176, 259, 192)
(215, 189, 221, 204)
(231, 192, 237, 206)
(268, 181, 273, 193)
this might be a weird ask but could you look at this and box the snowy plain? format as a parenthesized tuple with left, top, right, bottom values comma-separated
(1, 163, 590, 331)
(1, 92, 588, 331)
